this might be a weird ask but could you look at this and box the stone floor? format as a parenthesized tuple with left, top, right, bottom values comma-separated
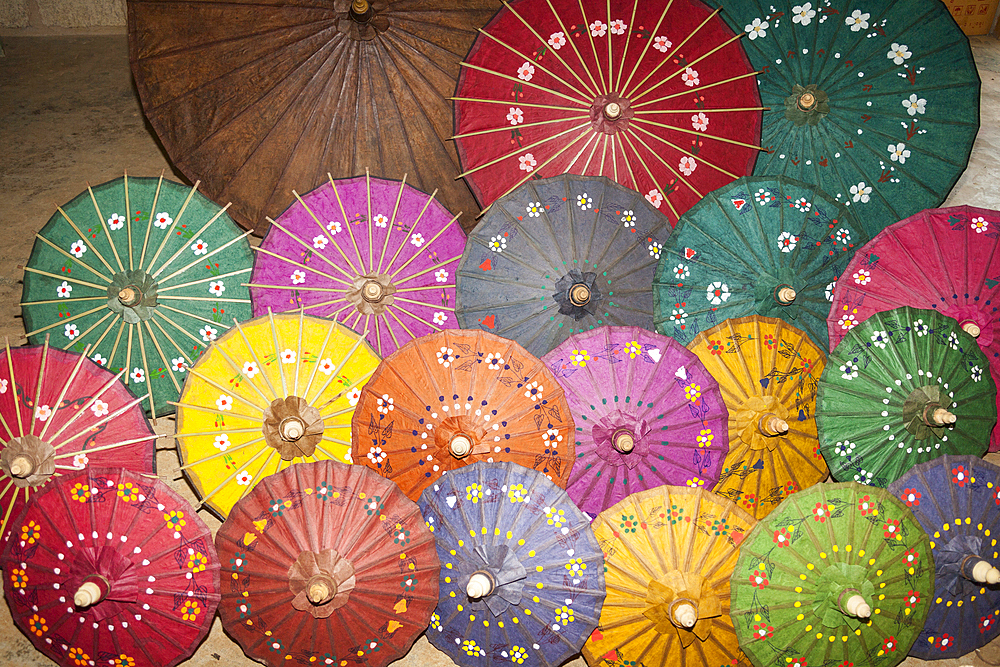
(1, 31, 1000, 667)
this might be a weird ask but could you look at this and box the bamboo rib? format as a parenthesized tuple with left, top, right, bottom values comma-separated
(144, 180, 201, 273)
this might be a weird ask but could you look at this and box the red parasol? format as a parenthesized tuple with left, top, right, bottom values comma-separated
(0, 338, 157, 543)
(453, 0, 762, 221)
(1, 467, 220, 667)
(215, 459, 440, 666)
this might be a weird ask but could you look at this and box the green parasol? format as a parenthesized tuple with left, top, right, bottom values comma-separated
(817, 306, 996, 488)
(731, 481, 934, 667)
(705, 0, 980, 236)
(20, 173, 254, 418)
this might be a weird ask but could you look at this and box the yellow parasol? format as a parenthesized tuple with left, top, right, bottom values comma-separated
(582, 486, 756, 667)
(174, 309, 380, 518)
(687, 315, 828, 519)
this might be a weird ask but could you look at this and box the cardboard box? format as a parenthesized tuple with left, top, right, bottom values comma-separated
(944, 0, 999, 35)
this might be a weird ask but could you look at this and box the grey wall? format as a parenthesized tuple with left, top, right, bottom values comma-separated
(0, 0, 125, 29)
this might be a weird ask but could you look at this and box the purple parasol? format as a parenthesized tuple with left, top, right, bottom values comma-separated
(248, 172, 467, 357)
(541, 326, 728, 516)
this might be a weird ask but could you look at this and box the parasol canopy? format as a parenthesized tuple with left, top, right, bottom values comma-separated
(541, 326, 729, 516)
(419, 461, 604, 667)
(582, 486, 755, 667)
(455, 174, 670, 356)
(887, 455, 1000, 658)
(20, 174, 254, 418)
(175, 309, 381, 518)
(352, 329, 573, 501)
(817, 306, 996, 488)
(215, 459, 439, 667)
(688, 315, 828, 519)
(248, 172, 467, 358)
(731, 481, 934, 667)
(453, 0, 763, 221)
(0, 338, 157, 542)
(128, 0, 497, 234)
(828, 205, 1000, 451)
(1, 466, 219, 667)
(653, 176, 868, 349)
(706, 0, 980, 236)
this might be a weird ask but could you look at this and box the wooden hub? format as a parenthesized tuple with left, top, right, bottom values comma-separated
(569, 283, 591, 306)
(603, 102, 622, 120)
(361, 281, 384, 303)
(118, 287, 141, 306)
(797, 91, 816, 111)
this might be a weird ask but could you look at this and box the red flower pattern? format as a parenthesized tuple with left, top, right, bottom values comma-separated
(900, 488, 921, 507)
(752, 623, 774, 640)
(883, 519, 901, 540)
(952, 466, 970, 487)
(980, 616, 995, 634)
(935, 634, 954, 651)
(882, 636, 897, 652)
(749, 569, 769, 588)
(901, 548, 919, 568)
(858, 495, 876, 516)
(707, 339, 724, 355)
(772, 527, 792, 547)
(904, 591, 920, 607)
(813, 502, 831, 522)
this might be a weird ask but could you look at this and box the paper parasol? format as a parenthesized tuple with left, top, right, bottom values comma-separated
(582, 486, 755, 667)
(215, 459, 439, 667)
(419, 461, 604, 667)
(687, 315, 828, 519)
(817, 306, 996, 488)
(20, 174, 254, 418)
(175, 310, 381, 518)
(1, 466, 220, 667)
(352, 329, 573, 501)
(0, 338, 156, 542)
(248, 172, 467, 358)
(455, 174, 670, 356)
(887, 455, 1000, 658)
(452, 0, 763, 220)
(128, 0, 496, 234)
(731, 481, 934, 667)
(653, 176, 868, 349)
(541, 326, 729, 516)
(706, 0, 979, 237)
(828, 205, 1000, 452)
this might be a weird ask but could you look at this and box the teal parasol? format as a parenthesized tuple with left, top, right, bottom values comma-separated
(706, 0, 980, 236)
(20, 174, 254, 418)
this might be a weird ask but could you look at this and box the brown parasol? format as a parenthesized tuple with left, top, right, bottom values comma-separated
(127, 0, 497, 235)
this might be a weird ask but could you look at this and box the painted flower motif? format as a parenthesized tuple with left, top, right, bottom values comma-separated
(679, 156, 697, 176)
(547, 31, 566, 49)
(436, 346, 455, 367)
(56, 280, 73, 298)
(772, 527, 792, 547)
(19, 520, 39, 545)
(944, 331, 961, 350)
(208, 280, 225, 297)
(149, 212, 173, 230)
(187, 551, 208, 573)
(347, 386, 362, 406)
(980, 616, 995, 633)
(697, 429, 714, 447)
(855, 470, 874, 485)
(870, 330, 888, 348)
(887, 43, 911, 65)
(313, 357, 334, 375)
(486, 353, 505, 370)
(648, 241, 662, 259)
(749, 568, 768, 587)
(518, 153, 537, 172)
(883, 519, 901, 540)
(687, 477, 705, 488)
(516, 61, 534, 81)
(571, 349, 590, 367)
(393, 527, 411, 545)
(972, 216, 990, 233)
(850, 182, 872, 204)
(619, 514, 639, 533)
(72, 452, 89, 469)
(671, 264, 692, 283)
(914, 319, 929, 336)
(280, 349, 296, 364)
(791, 3, 816, 25)
(755, 189, 773, 205)
(90, 353, 106, 367)
(489, 234, 507, 252)
(645, 189, 663, 208)
(589, 20, 607, 37)
(901, 548, 919, 568)
(208, 433, 230, 453)
(837, 311, 859, 330)
(973, 365, 983, 382)
(545, 506, 566, 527)
(181, 599, 201, 621)
(903, 93, 927, 116)
(762, 335, 776, 350)
(626, 341, 642, 358)
(462, 640, 486, 657)
(374, 214, 389, 228)
(410, 233, 425, 247)
(171, 357, 186, 372)
(507, 483, 529, 503)
(706, 339, 724, 355)
(68, 648, 91, 666)
(706, 281, 730, 305)
(846, 9, 870, 31)
(753, 623, 774, 639)
(34, 404, 51, 421)
(164, 510, 186, 531)
(555, 605, 575, 626)
(432, 311, 448, 326)
(200, 325, 218, 342)
(112, 655, 135, 667)
(952, 465, 970, 486)
(466, 483, 484, 503)
(853, 269, 871, 285)
(777, 231, 798, 252)
(524, 380, 543, 401)
(566, 558, 587, 576)
(367, 446, 387, 464)
(653, 36, 672, 52)
(377, 394, 394, 414)
(70, 482, 90, 502)
(577, 193, 593, 210)
(326, 220, 342, 235)
(68, 239, 88, 258)
(190, 238, 208, 255)
(27, 614, 47, 636)
(681, 68, 699, 87)
(857, 495, 877, 516)
(107, 213, 125, 230)
(506, 107, 524, 125)
(215, 394, 233, 411)
(90, 398, 109, 417)
(882, 636, 897, 653)
(526, 201, 543, 217)
(900, 488, 921, 507)
(794, 198, 811, 212)
(236, 469, 252, 485)
(813, 502, 834, 522)
(745, 18, 768, 39)
(64, 323, 80, 340)
(684, 383, 701, 402)
(129, 367, 145, 384)
(888, 143, 910, 164)
(609, 19, 626, 34)
(835, 440, 856, 457)
(620, 210, 635, 227)
(905, 590, 921, 607)
(691, 112, 709, 131)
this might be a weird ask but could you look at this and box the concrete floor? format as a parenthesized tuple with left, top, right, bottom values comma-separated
(2, 31, 1000, 667)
